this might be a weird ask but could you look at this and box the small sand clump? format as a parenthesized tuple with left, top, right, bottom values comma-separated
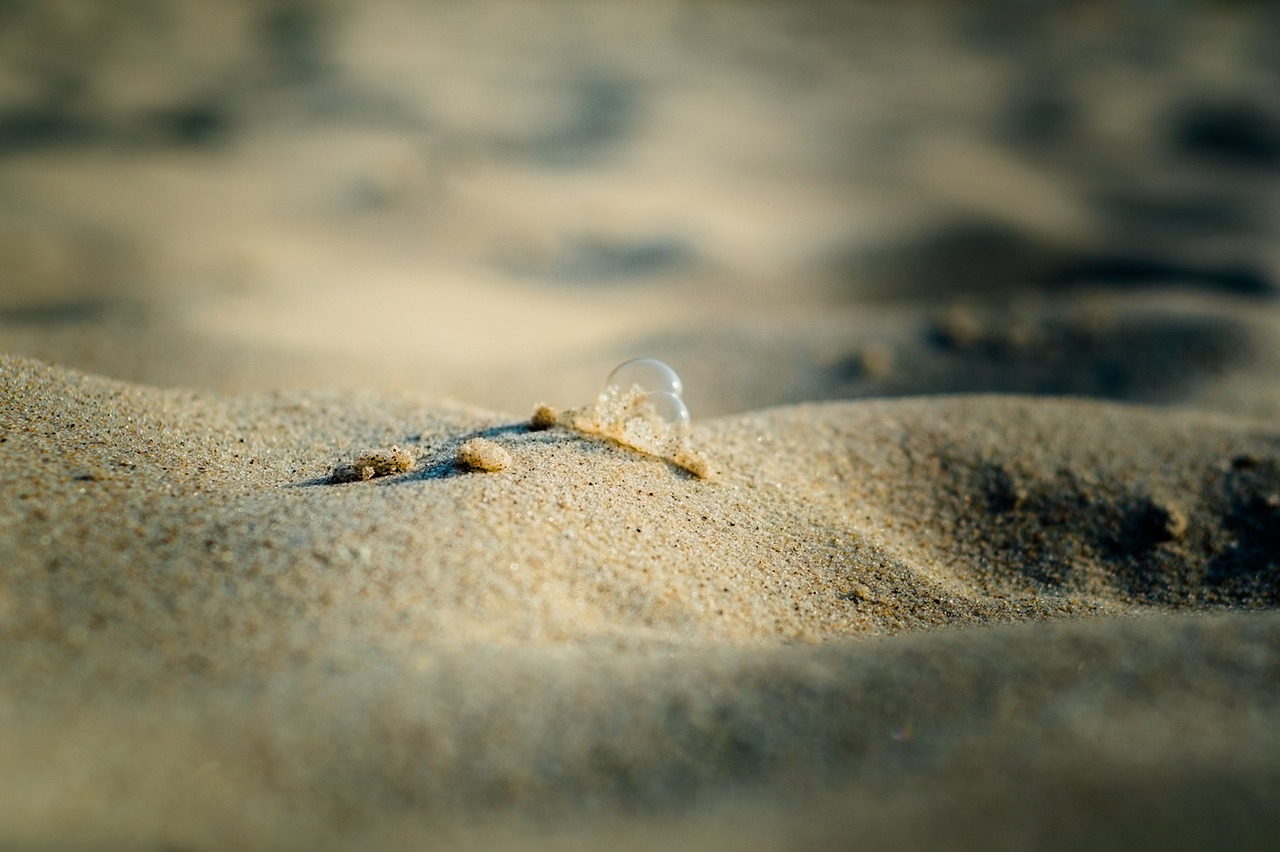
(530, 403, 559, 431)
(328, 445, 414, 483)
(457, 437, 512, 472)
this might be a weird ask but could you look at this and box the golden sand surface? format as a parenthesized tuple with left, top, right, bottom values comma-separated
(3, 354, 1280, 849)
(4, 1, 1280, 848)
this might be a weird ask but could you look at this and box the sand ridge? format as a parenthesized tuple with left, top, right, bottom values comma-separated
(5, 354, 1280, 850)
(5, 354, 1278, 664)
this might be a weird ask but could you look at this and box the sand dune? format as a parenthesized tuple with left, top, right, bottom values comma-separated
(4, 354, 1280, 848)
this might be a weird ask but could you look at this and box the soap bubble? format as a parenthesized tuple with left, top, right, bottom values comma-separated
(602, 357, 683, 401)
(641, 391, 690, 430)
(553, 356, 708, 476)
(616, 390, 689, 456)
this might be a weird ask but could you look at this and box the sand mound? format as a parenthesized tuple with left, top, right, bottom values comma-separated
(5, 354, 1280, 852)
(4, 337, 1280, 850)
(836, 396, 1280, 609)
(6, 355, 1278, 659)
(4, 352, 1280, 851)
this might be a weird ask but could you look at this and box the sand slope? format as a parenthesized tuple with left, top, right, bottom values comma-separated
(4, 354, 1280, 849)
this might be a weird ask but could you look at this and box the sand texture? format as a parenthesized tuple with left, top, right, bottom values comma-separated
(4, 1, 1280, 849)
(5, 355, 1280, 849)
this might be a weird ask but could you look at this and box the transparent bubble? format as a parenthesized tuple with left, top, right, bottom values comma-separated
(603, 357, 683, 400)
(641, 391, 690, 429)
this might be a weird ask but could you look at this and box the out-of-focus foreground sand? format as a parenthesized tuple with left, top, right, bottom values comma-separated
(3, 2, 1280, 849)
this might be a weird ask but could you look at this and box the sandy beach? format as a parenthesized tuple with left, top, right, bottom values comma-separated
(4, 2, 1280, 849)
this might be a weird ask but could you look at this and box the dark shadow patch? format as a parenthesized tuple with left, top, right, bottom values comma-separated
(0, 106, 98, 156)
(1044, 256, 1272, 297)
(500, 234, 694, 284)
(842, 220, 1275, 302)
(260, 1, 333, 85)
(398, 457, 470, 482)
(292, 474, 339, 488)
(1099, 192, 1259, 240)
(1002, 83, 1076, 146)
(923, 444, 1280, 610)
(469, 422, 538, 442)
(1206, 456, 1280, 605)
(1104, 499, 1187, 555)
(142, 102, 235, 148)
(1171, 100, 1280, 169)
(828, 309, 1251, 405)
(845, 222, 1068, 302)
(552, 235, 691, 283)
(0, 100, 235, 156)
(975, 462, 1027, 514)
(514, 74, 640, 168)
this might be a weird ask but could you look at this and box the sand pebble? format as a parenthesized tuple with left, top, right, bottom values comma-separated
(328, 446, 413, 483)
(457, 437, 512, 472)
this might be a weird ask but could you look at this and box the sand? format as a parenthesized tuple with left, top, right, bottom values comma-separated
(4, 1, 1280, 849)
(4, 355, 1280, 849)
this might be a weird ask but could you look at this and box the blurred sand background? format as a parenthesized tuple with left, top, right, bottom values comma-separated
(5, 0, 1278, 416)
(3, 1, 1280, 849)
